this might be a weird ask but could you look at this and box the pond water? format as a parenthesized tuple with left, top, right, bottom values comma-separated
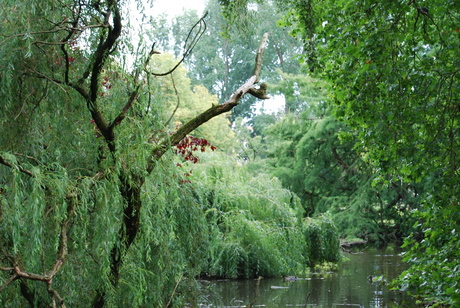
(197, 246, 417, 307)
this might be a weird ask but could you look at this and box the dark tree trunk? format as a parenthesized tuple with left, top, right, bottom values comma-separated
(92, 173, 144, 308)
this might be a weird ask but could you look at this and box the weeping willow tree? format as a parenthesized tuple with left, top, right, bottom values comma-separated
(0, 0, 274, 306)
(186, 152, 340, 278)
(189, 152, 306, 278)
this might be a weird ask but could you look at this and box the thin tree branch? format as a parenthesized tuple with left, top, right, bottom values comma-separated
(165, 273, 183, 308)
(48, 281, 66, 308)
(0, 190, 76, 307)
(60, 12, 80, 85)
(0, 155, 34, 177)
(109, 85, 141, 129)
(164, 74, 181, 127)
(82, 0, 122, 152)
(7, 194, 73, 282)
(146, 12, 208, 77)
(109, 40, 161, 127)
(0, 273, 18, 293)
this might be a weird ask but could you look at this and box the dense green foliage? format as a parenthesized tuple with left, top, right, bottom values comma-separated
(256, 105, 419, 244)
(220, 0, 460, 304)
(189, 153, 340, 278)
(0, 0, 340, 307)
(268, 0, 460, 305)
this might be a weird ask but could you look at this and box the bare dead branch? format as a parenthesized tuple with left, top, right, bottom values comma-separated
(146, 12, 208, 77)
(247, 83, 269, 99)
(253, 33, 268, 83)
(165, 273, 183, 308)
(247, 276, 262, 308)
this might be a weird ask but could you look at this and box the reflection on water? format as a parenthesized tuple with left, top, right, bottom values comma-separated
(198, 245, 417, 307)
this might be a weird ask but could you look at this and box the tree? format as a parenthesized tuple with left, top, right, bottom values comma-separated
(186, 151, 339, 275)
(250, 97, 419, 244)
(187, 152, 307, 278)
(144, 52, 236, 152)
(0, 1, 273, 306)
(270, 0, 460, 305)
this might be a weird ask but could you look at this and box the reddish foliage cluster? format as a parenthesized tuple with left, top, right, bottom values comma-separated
(101, 76, 112, 90)
(174, 136, 216, 164)
(68, 41, 78, 50)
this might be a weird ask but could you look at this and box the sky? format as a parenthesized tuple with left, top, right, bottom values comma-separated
(152, 0, 207, 17)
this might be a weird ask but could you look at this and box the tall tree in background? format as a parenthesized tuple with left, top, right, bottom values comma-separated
(0, 0, 274, 306)
(166, 0, 303, 120)
(261, 102, 420, 244)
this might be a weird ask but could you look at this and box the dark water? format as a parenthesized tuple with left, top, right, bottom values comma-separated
(198, 246, 417, 307)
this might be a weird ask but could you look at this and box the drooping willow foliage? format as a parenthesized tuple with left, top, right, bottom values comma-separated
(188, 153, 340, 278)
(0, 0, 340, 307)
(0, 154, 209, 307)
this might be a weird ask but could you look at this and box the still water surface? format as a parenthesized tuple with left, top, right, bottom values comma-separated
(198, 246, 417, 307)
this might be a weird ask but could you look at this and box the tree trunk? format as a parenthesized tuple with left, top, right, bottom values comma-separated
(92, 173, 144, 307)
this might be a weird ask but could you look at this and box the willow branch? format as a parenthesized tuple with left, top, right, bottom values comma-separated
(0, 155, 34, 177)
(59, 10, 80, 85)
(0, 191, 76, 304)
(164, 74, 181, 127)
(109, 86, 140, 129)
(80, 0, 122, 152)
(0, 273, 18, 293)
(48, 283, 65, 308)
(109, 40, 161, 127)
